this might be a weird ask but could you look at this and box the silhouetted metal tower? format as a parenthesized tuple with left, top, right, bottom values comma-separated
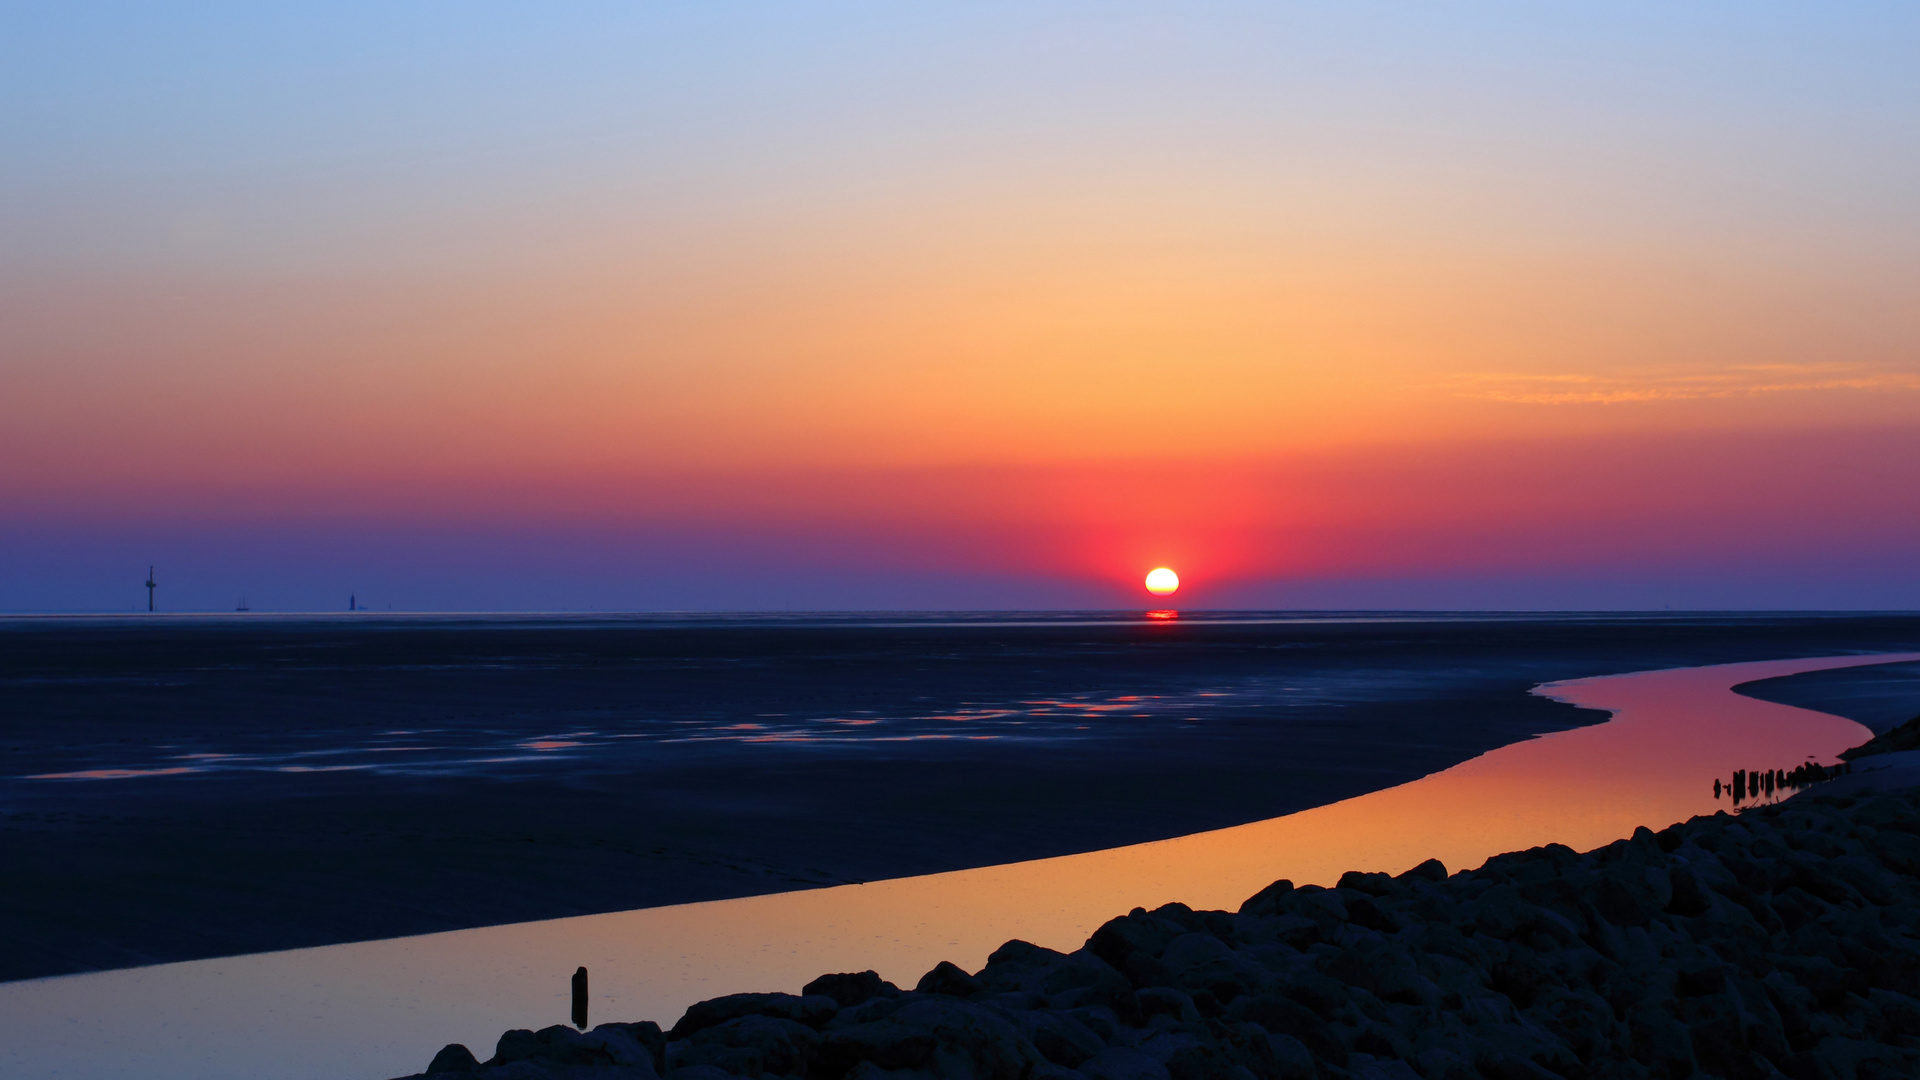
(145, 567, 157, 612)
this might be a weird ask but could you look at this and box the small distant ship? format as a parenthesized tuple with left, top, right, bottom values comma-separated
(236, 598, 250, 612)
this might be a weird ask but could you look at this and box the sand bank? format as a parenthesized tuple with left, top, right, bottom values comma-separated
(3, 652, 1915, 1079)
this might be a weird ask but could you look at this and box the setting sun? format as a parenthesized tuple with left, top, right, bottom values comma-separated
(1144, 567, 1180, 596)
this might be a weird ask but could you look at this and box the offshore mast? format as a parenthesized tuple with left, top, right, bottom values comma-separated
(145, 566, 157, 612)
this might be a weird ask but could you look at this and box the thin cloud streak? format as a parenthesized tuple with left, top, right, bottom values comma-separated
(1448, 363, 1920, 405)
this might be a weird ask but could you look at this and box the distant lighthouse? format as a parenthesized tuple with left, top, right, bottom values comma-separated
(145, 567, 157, 612)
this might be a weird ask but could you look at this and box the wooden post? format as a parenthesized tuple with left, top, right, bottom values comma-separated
(572, 966, 589, 1030)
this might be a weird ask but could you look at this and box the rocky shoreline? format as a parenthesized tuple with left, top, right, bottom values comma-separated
(399, 786, 1920, 1080)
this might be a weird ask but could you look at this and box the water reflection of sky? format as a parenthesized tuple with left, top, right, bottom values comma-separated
(22, 681, 1348, 782)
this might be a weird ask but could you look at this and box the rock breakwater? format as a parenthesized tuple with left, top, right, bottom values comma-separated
(400, 789, 1920, 1080)
(1841, 714, 1920, 762)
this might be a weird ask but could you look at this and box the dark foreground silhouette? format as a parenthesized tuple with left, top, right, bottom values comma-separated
(1842, 713, 1920, 763)
(402, 783, 1920, 1080)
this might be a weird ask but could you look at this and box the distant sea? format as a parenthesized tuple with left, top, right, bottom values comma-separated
(4, 611, 1919, 981)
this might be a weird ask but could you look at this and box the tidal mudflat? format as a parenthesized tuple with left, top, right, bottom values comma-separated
(4, 651, 1917, 1079)
(7, 613, 1920, 983)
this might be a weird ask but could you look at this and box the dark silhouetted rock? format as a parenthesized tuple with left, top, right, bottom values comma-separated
(1336, 870, 1394, 896)
(491, 1022, 659, 1072)
(814, 1019, 938, 1076)
(1842, 713, 1920, 760)
(1236, 878, 1294, 918)
(914, 959, 984, 998)
(1006, 1009, 1106, 1067)
(597, 1021, 667, 1075)
(891, 998, 1045, 1080)
(1666, 865, 1712, 916)
(670, 1013, 820, 1077)
(802, 971, 901, 1008)
(1397, 857, 1447, 882)
(667, 992, 838, 1040)
(425, 1043, 478, 1074)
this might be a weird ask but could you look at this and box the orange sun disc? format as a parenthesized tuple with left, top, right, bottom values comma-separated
(1144, 568, 1179, 596)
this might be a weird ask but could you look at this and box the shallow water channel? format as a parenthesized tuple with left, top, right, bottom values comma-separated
(5, 652, 1917, 1080)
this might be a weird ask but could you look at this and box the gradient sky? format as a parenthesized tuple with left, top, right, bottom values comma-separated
(4, 3, 1919, 611)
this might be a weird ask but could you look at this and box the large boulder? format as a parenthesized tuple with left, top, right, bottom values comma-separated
(669, 994, 840, 1040)
(1158, 934, 1268, 1005)
(915, 962, 985, 999)
(1088, 911, 1190, 990)
(427, 1044, 480, 1074)
(974, 940, 1132, 1013)
(805, 972, 903, 1009)
(813, 1018, 941, 1077)
(889, 999, 1044, 1080)
(490, 1024, 661, 1074)
(670, 1014, 820, 1078)
(1002, 1009, 1107, 1068)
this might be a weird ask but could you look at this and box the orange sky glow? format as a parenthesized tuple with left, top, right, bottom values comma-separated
(4, 4, 1918, 610)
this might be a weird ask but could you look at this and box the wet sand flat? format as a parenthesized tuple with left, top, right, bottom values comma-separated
(13, 612, 1920, 981)
(3, 651, 1916, 1080)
